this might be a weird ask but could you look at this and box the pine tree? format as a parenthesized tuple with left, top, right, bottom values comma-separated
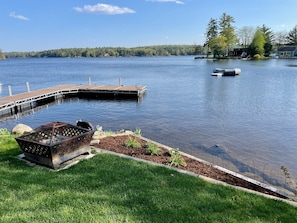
(259, 25, 274, 56)
(219, 13, 236, 55)
(287, 25, 297, 45)
(205, 18, 218, 57)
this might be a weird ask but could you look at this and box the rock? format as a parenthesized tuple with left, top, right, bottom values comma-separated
(12, 124, 33, 135)
(90, 139, 100, 146)
(124, 130, 134, 135)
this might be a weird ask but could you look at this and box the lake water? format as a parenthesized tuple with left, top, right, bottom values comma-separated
(1, 57, 297, 192)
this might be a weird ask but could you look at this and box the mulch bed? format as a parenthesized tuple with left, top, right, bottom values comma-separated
(93, 134, 287, 199)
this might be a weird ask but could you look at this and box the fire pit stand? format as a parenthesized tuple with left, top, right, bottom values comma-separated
(15, 122, 94, 169)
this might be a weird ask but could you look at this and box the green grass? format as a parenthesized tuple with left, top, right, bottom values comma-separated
(1, 135, 297, 222)
(0, 134, 21, 159)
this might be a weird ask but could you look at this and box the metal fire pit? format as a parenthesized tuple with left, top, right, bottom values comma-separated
(15, 122, 94, 169)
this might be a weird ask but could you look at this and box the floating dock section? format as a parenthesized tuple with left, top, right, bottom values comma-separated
(212, 68, 241, 76)
(0, 84, 147, 119)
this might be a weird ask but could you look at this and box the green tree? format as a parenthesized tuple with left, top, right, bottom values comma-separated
(0, 49, 5, 59)
(287, 25, 297, 45)
(194, 45, 203, 55)
(249, 29, 266, 57)
(209, 36, 227, 58)
(219, 13, 236, 55)
(205, 18, 218, 57)
(259, 25, 274, 56)
(4, 45, 198, 58)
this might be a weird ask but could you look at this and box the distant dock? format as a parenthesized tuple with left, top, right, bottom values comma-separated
(0, 83, 147, 119)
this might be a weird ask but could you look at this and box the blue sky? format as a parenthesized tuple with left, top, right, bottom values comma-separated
(1, 0, 297, 52)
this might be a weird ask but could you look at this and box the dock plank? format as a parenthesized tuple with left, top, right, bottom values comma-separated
(0, 84, 146, 117)
(0, 84, 78, 106)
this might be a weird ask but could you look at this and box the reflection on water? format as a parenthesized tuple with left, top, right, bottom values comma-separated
(0, 98, 76, 123)
(1, 57, 297, 195)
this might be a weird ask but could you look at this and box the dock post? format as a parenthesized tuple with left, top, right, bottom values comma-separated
(88, 77, 91, 85)
(119, 77, 122, 86)
(26, 82, 31, 92)
(8, 85, 12, 96)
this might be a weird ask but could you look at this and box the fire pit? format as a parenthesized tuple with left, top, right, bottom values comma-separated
(15, 122, 94, 169)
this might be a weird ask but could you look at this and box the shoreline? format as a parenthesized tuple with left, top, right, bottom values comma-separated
(91, 132, 296, 202)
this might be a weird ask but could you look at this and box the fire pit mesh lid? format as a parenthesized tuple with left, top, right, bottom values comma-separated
(17, 122, 90, 146)
(15, 121, 95, 169)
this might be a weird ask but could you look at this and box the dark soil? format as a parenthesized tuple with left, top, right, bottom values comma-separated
(93, 135, 287, 199)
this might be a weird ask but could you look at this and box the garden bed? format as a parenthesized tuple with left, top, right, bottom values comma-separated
(93, 134, 288, 199)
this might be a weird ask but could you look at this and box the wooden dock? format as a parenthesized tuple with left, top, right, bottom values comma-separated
(0, 84, 147, 118)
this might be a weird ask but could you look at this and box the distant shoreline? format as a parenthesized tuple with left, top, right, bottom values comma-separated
(3, 45, 199, 58)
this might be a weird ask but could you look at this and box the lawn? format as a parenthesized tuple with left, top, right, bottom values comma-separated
(1, 133, 297, 223)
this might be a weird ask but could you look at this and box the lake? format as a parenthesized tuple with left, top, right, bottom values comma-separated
(1, 56, 297, 192)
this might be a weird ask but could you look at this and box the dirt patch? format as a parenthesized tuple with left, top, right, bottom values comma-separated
(93, 134, 287, 199)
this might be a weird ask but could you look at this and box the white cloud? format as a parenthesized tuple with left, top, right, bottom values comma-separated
(74, 3, 135, 15)
(9, 12, 29, 21)
(146, 0, 184, 4)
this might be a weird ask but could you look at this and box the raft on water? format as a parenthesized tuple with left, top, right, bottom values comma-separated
(212, 68, 241, 76)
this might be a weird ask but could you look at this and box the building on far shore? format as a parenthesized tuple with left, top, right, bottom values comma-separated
(228, 48, 248, 57)
(278, 46, 297, 58)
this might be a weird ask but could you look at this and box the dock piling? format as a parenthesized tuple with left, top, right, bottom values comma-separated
(8, 85, 12, 96)
(26, 82, 31, 92)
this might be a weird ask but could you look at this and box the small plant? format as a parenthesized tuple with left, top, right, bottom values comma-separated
(93, 125, 116, 136)
(0, 128, 10, 135)
(104, 130, 115, 136)
(168, 148, 187, 167)
(145, 142, 161, 155)
(134, 128, 142, 136)
(94, 125, 103, 136)
(90, 148, 97, 154)
(124, 136, 141, 148)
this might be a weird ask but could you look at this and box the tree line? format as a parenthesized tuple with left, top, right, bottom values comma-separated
(205, 13, 297, 58)
(3, 45, 201, 59)
(0, 49, 5, 59)
(3, 14, 297, 59)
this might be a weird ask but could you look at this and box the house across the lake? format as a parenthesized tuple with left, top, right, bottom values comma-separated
(278, 46, 297, 58)
(228, 48, 248, 57)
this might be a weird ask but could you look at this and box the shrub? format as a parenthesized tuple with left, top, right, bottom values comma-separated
(0, 128, 10, 135)
(253, 54, 263, 59)
(169, 148, 187, 167)
(145, 142, 161, 155)
(134, 128, 141, 136)
(124, 136, 141, 148)
(90, 148, 98, 154)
